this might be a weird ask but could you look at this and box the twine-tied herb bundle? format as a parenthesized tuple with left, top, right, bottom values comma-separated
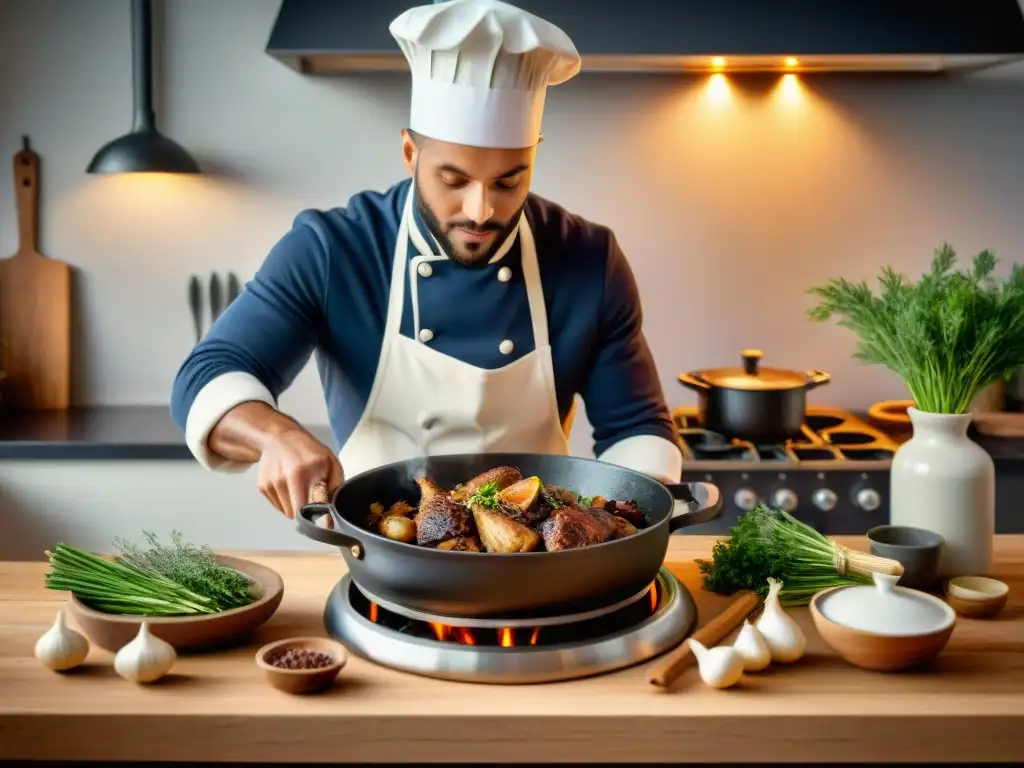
(696, 505, 903, 606)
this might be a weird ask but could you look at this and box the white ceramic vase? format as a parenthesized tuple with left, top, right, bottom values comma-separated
(889, 407, 995, 578)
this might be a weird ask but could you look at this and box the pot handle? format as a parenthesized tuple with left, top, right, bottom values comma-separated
(665, 482, 723, 532)
(295, 483, 365, 553)
(678, 372, 710, 391)
(805, 369, 831, 389)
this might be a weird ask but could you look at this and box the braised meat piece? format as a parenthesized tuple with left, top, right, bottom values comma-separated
(463, 466, 523, 495)
(602, 499, 646, 528)
(543, 484, 580, 509)
(586, 504, 637, 539)
(538, 506, 616, 551)
(414, 477, 474, 547)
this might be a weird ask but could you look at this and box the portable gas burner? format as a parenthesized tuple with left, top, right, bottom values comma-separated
(324, 567, 696, 684)
(673, 405, 898, 535)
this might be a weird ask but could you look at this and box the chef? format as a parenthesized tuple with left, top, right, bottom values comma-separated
(169, 0, 683, 519)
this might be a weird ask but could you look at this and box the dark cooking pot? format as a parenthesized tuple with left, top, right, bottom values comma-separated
(295, 452, 723, 619)
(679, 349, 830, 443)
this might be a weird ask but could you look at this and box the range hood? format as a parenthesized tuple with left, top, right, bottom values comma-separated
(266, 0, 1024, 75)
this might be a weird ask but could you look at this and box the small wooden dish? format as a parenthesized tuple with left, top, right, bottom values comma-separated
(255, 636, 347, 695)
(66, 555, 284, 653)
(944, 576, 1009, 619)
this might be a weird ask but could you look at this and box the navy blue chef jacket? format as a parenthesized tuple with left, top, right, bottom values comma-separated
(169, 179, 682, 480)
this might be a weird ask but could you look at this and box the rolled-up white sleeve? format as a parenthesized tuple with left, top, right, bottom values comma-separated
(184, 372, 277, 472)
(597, 434, 683, 485)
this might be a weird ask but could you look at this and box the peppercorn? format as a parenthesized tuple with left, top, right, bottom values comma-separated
(268, 648, 335, 670)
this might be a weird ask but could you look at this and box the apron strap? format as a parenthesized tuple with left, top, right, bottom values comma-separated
(518, 214, 549, 350)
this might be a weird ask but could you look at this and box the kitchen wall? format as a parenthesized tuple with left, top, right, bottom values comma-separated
(2, 0, 1024, 457)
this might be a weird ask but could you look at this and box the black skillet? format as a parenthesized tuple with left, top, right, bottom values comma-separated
(296, 452, 722, 619)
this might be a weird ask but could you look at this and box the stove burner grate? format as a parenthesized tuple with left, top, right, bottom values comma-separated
(323, 567, 696, 684)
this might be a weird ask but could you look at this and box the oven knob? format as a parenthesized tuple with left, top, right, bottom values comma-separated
(772, 488, 799, 513)
(733, 488, 758, 511)
(855, 487, 882, 512)
(812, 488, 838, 512)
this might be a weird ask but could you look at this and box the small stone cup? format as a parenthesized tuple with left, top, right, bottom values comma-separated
(866, 525, 945, 592)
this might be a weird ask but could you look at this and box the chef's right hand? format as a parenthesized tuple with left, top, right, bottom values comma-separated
(257, 426, 344, 520)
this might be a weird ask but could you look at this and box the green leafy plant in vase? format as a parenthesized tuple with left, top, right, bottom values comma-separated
(806, 245, 1024, 578)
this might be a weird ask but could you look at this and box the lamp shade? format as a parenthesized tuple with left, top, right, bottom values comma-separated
(88, 0, 200, 175)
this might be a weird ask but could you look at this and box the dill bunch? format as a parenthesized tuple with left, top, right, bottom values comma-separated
(806, 244, 1024, 413)
(44, 531, 258, 616)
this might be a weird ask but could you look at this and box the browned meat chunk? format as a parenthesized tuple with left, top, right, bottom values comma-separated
(472, 504, 541, 553)
(538, 506, 616, 551)
(436, 536, 483, 552)
(413, 477, 473, 547)
(586, 504, 637, 539)
(464, 466, 523, 494)
(604, 499, 646, 528)
(543, 484, 580, 509)
(414, 496, 473, 547)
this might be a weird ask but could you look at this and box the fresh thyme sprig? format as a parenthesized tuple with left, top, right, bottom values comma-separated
(806, 244, 1024, 413)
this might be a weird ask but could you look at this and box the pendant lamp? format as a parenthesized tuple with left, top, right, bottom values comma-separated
(87, 0, 200, 174)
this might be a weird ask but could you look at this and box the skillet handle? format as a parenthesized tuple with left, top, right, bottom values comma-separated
(665, 482, 723, 532)
(296, 491, 365, 556)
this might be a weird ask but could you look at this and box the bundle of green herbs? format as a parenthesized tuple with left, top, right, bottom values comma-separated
(44, 530, 258, 616)
(696, 504, 903, 606)
(805, 245, 1024, 414)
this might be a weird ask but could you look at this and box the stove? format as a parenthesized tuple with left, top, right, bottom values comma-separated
(673, 405, 898, 535)
(324, 567, 696, 684)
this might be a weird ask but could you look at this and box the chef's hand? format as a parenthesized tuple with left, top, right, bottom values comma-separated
(257, 426, 344, 520)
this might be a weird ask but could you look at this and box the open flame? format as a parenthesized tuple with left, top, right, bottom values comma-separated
(363, 579, 657, 648)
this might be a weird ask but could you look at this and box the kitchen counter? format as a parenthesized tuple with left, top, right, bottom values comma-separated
(0, 405, 333, 460)
(1, 536, 1021, 764)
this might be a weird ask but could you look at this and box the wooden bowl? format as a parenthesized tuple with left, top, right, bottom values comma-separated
(810, 580, 956, 672)
(66, 555, 284, 653)
(944, 576, 1009, 619)
(255, 636, 347, 695)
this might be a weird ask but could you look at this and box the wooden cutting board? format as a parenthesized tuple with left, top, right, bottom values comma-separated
(0, 137, 71, 410)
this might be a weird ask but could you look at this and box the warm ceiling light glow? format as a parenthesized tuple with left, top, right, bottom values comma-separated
(704, 73, 732, 105)
(711, 56, 726, 69)
(785, 57, 800, 68)
(777, 73, 804, 105)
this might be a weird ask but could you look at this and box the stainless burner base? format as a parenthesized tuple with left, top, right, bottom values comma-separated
(323, 567, 696, 684)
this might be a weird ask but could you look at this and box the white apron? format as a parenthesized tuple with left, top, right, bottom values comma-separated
(338, 186, 570, 479)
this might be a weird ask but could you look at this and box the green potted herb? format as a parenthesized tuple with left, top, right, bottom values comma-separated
(806, 245, 1024, 577)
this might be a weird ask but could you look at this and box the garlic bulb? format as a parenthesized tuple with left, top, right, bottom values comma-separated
(686, 638, 745, 689)
(755, 577, 807, 663)
(114, 622, 176, 683)
(34, 608, 90, 671)
(732, 619, 772, 671)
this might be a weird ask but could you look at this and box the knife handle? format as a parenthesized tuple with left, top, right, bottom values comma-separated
(647, 590, 760, 687)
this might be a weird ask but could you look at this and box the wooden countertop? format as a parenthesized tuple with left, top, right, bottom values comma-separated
(1, 536, 1021, 764)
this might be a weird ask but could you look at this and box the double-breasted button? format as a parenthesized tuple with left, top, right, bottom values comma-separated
(499, 339, 514, 355)
(497, 266, 512, 283)
(417, 262, 433, 278)
(419, 328, 434, 343)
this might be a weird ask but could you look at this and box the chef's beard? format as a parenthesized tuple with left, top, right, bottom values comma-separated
(414, 176, 525, 269)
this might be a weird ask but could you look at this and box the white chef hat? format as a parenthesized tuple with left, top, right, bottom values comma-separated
(390, 0, 581, 149)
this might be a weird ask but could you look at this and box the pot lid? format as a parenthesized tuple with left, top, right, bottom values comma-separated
(816, 572, 955, 636)
(692, 350, 815, 391)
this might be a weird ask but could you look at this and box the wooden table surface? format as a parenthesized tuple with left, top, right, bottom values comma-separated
(1, 536, 1021, 764)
